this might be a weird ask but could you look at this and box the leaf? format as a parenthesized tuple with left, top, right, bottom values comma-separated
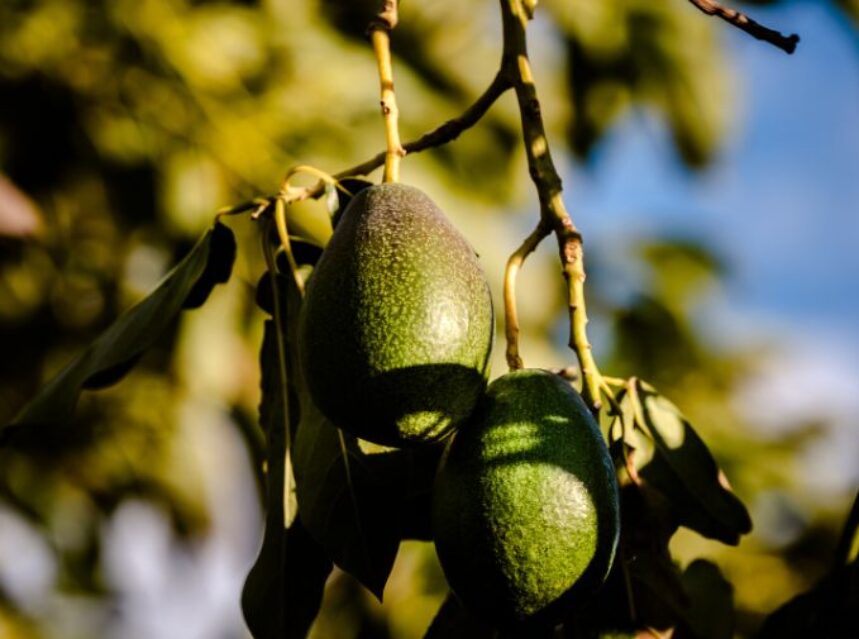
(284, 198, 333, 248)
(243, 270, 331, 639)
(2, 221, 236, 445)
(424, 594, 496, 638)
(631, 380, 752, 545)
(330, 177, 374, 228)
(292, 401, 407, 600)
(242, 517, 332, 639)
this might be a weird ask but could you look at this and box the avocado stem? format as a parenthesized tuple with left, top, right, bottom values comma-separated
(369, 3, 405, 183)
(499, 0, 605, 413)
(504, 221, 551, 370)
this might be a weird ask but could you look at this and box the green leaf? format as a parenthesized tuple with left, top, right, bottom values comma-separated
(243, 267, 331, 639)
(330, 178, 374, 227)
(242, 516, 332, 639)
(2, 221, 236, 445)
(423, 594, 496, 639)
(284, 198, 333, 248)
(292, 402, 408, 600)
(632, 380, 752, 545)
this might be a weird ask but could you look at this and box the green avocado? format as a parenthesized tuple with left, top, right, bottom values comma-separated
(298, 183, 494, 447)
(432, 369, 620, 627)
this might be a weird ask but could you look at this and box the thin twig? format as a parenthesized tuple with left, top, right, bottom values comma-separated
(503, 221, 551, 370)
(688, 0, 799, 54)
(499, 0, 604, 412)
(334, 70, 512, 181)
(369, 1, 405, 182)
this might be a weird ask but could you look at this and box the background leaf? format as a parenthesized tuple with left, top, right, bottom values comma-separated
(2, 220, 235, 445)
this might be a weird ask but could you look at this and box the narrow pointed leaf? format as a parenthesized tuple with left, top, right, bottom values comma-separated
(2, 221, 235, 445)
(243, 258, 332, 639)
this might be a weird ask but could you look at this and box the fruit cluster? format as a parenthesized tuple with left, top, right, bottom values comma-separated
(299, 182, 620, 630)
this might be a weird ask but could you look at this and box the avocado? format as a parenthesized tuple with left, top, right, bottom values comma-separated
(298, 183, 494, 447)
(432, 369, 620, 627)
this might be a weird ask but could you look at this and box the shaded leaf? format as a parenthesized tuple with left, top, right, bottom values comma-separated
(292, 402, 407, 600)
(242, 516, 332, 639)
(2, 221, 236, 445)
(243, 266, 332, 638)
(330, 177, 374, 228)
(423, 593, 496, 639)
(633, 380, 752, 545)
(560, 484, 684, 638)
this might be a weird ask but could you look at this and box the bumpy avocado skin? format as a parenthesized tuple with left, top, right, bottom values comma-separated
(432, 369, 620, 627)
(298, 183, 494, 447)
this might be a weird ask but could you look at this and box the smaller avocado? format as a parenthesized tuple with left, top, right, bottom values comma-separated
(432, 369, 620, 627)
(298, 183, 494, 447)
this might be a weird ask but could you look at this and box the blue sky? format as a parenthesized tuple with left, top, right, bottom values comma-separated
(566, 1, 859, 497)
(571, 1, 858, 338)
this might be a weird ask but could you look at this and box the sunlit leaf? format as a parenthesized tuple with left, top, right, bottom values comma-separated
(633, 380, 752, 545)
(285, 198, 333, 248)
(2, 221, 236, 445)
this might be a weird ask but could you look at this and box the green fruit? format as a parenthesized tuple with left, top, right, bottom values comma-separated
(432, 369, 620, 627)
(298, 183, 494, 447)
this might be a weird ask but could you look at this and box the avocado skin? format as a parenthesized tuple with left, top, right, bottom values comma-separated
(298, 183, 494, 447)
(432, 369, 620, 627)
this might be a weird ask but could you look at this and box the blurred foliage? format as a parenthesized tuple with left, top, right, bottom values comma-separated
(0, 1, 856, 638)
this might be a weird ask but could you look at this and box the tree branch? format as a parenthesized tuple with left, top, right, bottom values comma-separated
(499, 0, 603, 412)
(688, 0, 799, 54)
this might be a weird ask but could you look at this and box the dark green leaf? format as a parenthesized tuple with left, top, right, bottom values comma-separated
(292, 403, 407, 600)
(242, 516, 332, 639)
(243, 271, 331, 639)
(633, 380, 752, 545)
(330, 178, 374, 228)
(2, 221, 236, 445)
(423, 594, 496, 638)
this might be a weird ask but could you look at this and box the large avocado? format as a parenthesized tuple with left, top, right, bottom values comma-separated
(298, 183, 494, 447)
(432, 369, 620, 627)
